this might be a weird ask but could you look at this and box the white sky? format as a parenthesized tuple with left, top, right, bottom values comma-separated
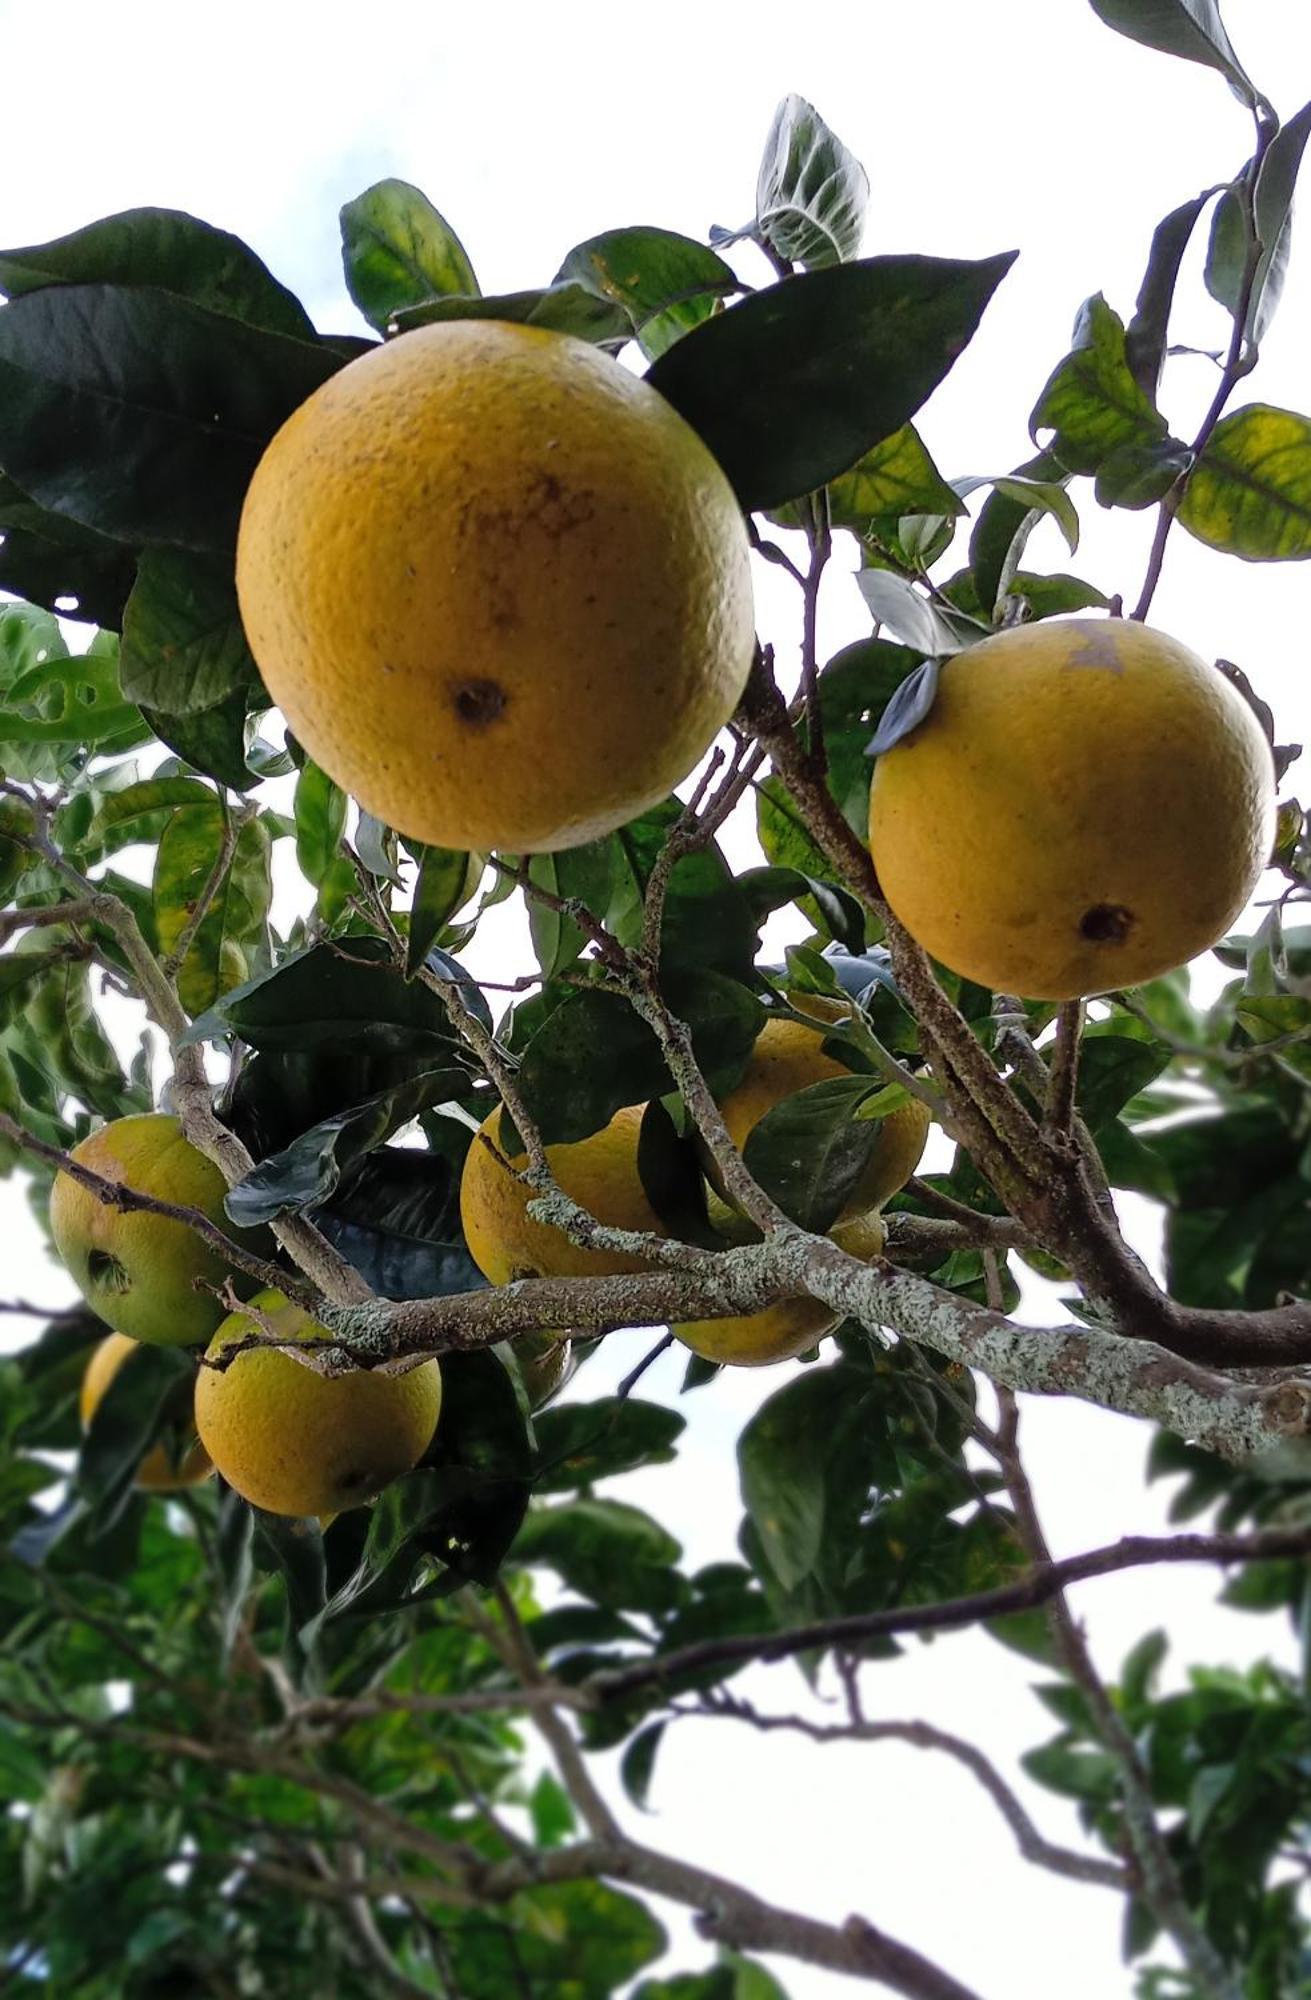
(2, 3, 1310, 1996)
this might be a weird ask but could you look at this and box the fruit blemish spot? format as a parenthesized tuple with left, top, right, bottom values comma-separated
(1079, 902, 1134, 943)
(453, 678, 506, 726)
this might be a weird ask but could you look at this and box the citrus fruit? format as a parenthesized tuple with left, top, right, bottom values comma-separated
(194, 1290, 442, 1518)
(235, 320, 755, 854)
(868, 618, 1276, 1000)
(80, 1332, 213, 1492)
(460, 1103, 666, 1284)
(50, 1114, 260, 1348)
(674, 1209, 886, 1367)
(710, 999, 931, 1219)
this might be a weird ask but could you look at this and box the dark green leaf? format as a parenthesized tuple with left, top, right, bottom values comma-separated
(119, 550, 258, 713)
(0, 474, 137, 628)
(752, 94, 869, 269)
(76, 1343, 195, 1525)
(739, 1362, 877, 1595)
(533, 1399, 685, 1493)
(142, 688, 261, 791)
(516, 974, 761, 1146)
(1127, 188, 1218, 399)
(184, 936, 460, 1053)
(737, 866, 866, 956)
(396, 282, 630, 345)
(251, 1509, 327, 1629)
(646, 252, 1017, 513)
(214, 1483, 255, 1667)
(610, 799, 760, 983)
(224, 1066, 470, 1225)
(743, 1075, 886, 1231)
(513, 1498, 684, 1613)
(1206, 102, 1311, 349)
(0, 284, 338, 551)
(1087, 0, 1258, 108)
(340, 178, 478, 332)
(965, 447, 1069, 616)
(1076, 1034, 1171, 1130)
(620, 1721, 666, 1812)
(0, 206, 314, 339)
(1178, 403, 1311, 559)
(315, 1141, 484, 1299)
(1094, 436, 1193, 510)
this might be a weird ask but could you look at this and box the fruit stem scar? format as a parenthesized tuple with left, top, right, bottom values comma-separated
(453, 678, 507, 726)
(1079, 903, 1134, 944)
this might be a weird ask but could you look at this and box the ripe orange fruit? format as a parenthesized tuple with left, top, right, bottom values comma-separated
(868, 618, 1276, 999)
(195, 1290, 442, 1518)
(673, 1209, 886, 1367)
(80, 1332, 212, 1492)
(236, 321, 755, 853)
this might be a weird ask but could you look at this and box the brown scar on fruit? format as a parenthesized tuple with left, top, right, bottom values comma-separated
(453, 678, 507, 726)
(1067, 628, 1128, 673)
(1079, 903, 1134, 943)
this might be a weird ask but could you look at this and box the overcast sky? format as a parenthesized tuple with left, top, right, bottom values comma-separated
(1, 3, 1309, 1994)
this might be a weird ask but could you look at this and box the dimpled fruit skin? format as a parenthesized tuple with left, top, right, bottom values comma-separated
(235, 320, 755, 855)
(674, 1211, 886, 1367)
(80, 1332, 213, 1492)
(194, 1291, 442, 1518)
(869, 618, 1276, 1000)
(714, 1009, 931, 1219)
(50, 1114, 250, 1347)
(459, 1103, 666, 1284)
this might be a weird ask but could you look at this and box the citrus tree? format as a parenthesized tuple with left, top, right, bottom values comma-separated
(2, 3, 1310, 1995)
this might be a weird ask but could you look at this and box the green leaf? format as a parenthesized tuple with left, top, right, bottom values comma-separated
(752, 94, 869, 269)
(514, 1497, 684, 1613)
(141, 693, 259, 793)
(406, 845, 481, 974)
(527, 841, 617, 979)
(855, 571, 988, 655)
(756, 774, 834, 882)
(1208, 102, 1311, 351)
(76, 775, 215, 858)
(865, 657, 942, 754)
(0, 206, 314, 339)
(1126, 187, 1218, 399)
(314, 1141, 484, 1300)
(1030, 293, 1171, 478)
(447, 1880, 664, 2000)
(555, 228, 736, 344)
(1178, 403, 1311, 559)
(1087, 0, 1259, 108)
(119, 550, 259, 713)
(293, 761, 347, 887)
(955, 472, 1079, 557)
(340, 178, 478, 332)
(1093, 437, 1193, 510)
(528, 1770, 575, 1848)
(533, 1399, 686, 1494)
(0, 611, 147, 778)
(610, 799, 760, 983)
(743, 1075, 885, 1231)
(396, 281, 630, 345)
(76, 1342, 195, 1525)
(1075, 1034, 1171, 1130)
(0, 284, 339, 552)
(224, 1066, 470, 1225)
(815, 425, 962, 535)
(620, 1721, 666, 1812)
(184, 936, 460, 1054)
(646, 252, 1017, 513)
(153, 804, 272, 1018)
(737, 866, 866, 956)
(738, 1362, 874, 1594)
(965, 447, 1069, 616)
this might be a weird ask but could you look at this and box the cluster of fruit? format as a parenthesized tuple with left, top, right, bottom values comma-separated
(54, 319, 1277, 1524)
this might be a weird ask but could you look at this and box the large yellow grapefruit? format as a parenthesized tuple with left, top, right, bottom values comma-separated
(711, 1001, 931, 1220)
(673, 1208, 886, 1367)
(195, 1291, 442, 1518)
(50, 1114, 259, 1348)
(868, 618, 1276, 999)
(235, 321, 755, 854)
(459, 1103, 666, 1284)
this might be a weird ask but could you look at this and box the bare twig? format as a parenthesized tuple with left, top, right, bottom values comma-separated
(1044, 1000, 1084, 1134)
